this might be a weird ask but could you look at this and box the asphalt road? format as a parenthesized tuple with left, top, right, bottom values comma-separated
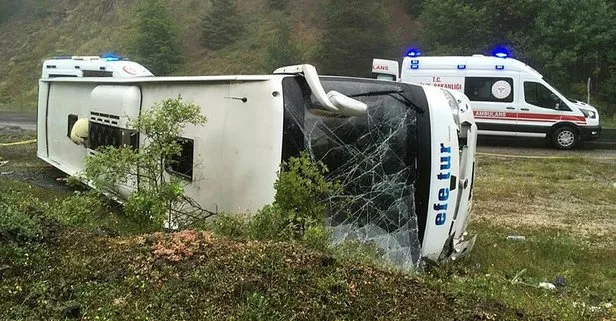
(1, 111, 614, 157)
(477, 133, 616, 158)
(0, 112, 37, 131)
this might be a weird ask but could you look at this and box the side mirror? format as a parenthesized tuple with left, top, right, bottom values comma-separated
(274, 64, 368, 116)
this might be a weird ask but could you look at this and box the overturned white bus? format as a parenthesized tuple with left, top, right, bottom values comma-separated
(37, 60, 477, 269)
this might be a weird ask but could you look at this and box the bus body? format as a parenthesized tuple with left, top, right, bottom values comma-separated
(37, 62, 477, 268)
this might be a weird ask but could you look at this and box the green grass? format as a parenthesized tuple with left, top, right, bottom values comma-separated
(431, 223, 616, 320)
(1, 129, 615, 320)
(441, 154, 616, 320)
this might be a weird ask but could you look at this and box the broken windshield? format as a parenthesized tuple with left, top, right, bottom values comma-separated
(281, 76, 430, 269)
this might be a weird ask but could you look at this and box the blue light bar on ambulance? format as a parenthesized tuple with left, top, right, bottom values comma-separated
(100, 52, 123, 62)
(406, 48, 421, 57)
(492, 46, 511, 58)
(457, 64, 466, 69)
(495, 65, 505, 70)
(410, 65, 419, 69)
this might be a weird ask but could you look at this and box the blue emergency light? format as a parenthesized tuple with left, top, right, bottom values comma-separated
(101, 52, 122, 61)
(407, 48, 421, 57)
(492, 46, 511, 58)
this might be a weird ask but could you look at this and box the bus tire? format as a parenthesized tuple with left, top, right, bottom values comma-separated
(551, 126, 578, 150)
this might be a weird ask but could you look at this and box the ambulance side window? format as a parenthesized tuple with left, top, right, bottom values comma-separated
(464, 77, 514, 103)
(523, 82, 569, 110)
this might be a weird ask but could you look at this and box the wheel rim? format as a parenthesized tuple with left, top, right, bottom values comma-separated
(557, 130, 575, 147)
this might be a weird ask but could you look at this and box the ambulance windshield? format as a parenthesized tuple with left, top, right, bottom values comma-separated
(281, 77, 426, 269)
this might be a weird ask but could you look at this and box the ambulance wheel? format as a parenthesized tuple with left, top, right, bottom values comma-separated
(551, 126, 578, 150)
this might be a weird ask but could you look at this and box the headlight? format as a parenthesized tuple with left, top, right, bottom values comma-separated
(441, 89, 460, 126)
(580, 109, 597, 119)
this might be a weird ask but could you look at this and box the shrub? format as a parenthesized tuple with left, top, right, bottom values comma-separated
(49, 191, 106, 227)
(203, 213, 250, 239)
(0, 187, 57, 244)
(0, 203, 40, 243)
(262, 15, 300, 72)
(202, 152, 340, 248)
(81, 96, 207, 229)
(248, 204, 289, 241)
(273, 152, 341, 239)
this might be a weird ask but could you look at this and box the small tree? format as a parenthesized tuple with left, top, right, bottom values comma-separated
(200, 0, 243, 50)
(270, 152, 341, 238)
(81, 97, 207, 229)
(129, 0, 183, 75)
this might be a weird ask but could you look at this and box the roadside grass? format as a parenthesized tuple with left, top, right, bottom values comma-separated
(473, 155, 616, 238)
(0, 132, 534, 320)
(432, 223, 616, 320)
(0, 128, 149, 236)
(1, 128, 615, 320)
(439, 154, 616, 320)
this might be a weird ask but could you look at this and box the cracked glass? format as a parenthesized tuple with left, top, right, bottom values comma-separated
(282, 77, 425, 270)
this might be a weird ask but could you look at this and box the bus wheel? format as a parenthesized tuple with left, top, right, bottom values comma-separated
(551, 126, 578, 150)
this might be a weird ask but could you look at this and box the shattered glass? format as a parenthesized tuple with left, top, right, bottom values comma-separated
(282, 77, 423, 270)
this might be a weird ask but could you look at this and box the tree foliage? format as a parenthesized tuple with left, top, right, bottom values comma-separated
(0, 0, 50, 22)
(82, 97, 207, 229)
(200, 0, 243, 50)
(402, 0, 425, 17)
(262, 15, 300, 72)
(235, 151, 340, 244)
(318, 0, 394, 77)
(267, 0, 288, 11)
(419, 0, 616, 114)
(272, 152, 341, 238)
(128, 0, 183, 76)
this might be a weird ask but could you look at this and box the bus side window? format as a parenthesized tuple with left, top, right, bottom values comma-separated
(67, 114, 78, 137)
(166, 138, 194, 181)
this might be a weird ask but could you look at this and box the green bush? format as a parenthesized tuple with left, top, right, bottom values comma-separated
(81, 96, 207, 229)
(273, 152, 341, 239)
(202, 152, 339, 249)
(202, 213, 249, 239)
(262, 15, 300, 73)
(0, 203, 40, 243)
(248, 204, 289, 241)
(49, 191, 106, 227)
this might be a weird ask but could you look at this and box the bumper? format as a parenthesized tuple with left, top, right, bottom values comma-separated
(580, 125, 601, 141)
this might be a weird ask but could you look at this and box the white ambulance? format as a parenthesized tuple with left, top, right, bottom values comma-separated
(42, 55, 153, 79)
(372, 53, 601, 149)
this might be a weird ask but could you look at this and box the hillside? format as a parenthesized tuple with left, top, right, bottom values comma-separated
(0, 0, 418, 112)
